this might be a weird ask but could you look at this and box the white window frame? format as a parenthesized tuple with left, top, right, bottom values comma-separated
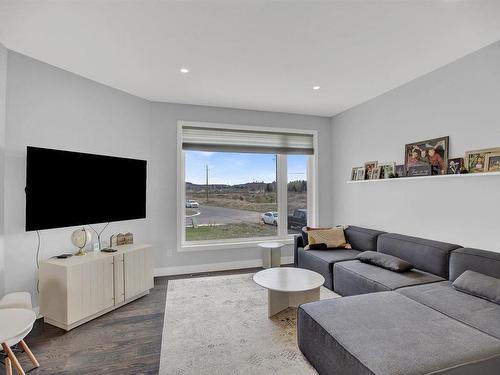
(177, 120, 318, 252)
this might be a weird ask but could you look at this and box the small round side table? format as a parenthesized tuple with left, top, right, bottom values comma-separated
(258, 242, 285, 268)
(0, 308, 39, 375)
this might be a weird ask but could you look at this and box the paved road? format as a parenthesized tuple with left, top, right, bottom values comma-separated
(186, 205, 264, 226)
(185, 205, 301, 235)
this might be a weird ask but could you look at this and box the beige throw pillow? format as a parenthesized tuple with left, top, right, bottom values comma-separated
(306, 227, 351, 249)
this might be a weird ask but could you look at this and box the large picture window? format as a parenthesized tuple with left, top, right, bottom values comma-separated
(179, 122, 316, 247)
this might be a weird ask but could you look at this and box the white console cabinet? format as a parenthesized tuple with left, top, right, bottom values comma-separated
(40, 244, 153, 331)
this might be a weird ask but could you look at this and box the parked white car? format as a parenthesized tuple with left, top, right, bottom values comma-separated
(260, 212, 278, 225)
(185, 200, 199, 208)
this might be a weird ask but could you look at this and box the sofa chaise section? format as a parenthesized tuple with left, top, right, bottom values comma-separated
(298, 292, 500, 375)
(397, 247, 500, 340)
(333, 233, 460, 296)
(295, 226, 385, 290)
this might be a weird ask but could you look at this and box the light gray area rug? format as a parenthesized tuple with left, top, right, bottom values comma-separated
(159, 273, 339, 375)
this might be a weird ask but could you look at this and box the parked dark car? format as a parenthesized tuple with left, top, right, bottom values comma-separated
(288, 209, 307, 230)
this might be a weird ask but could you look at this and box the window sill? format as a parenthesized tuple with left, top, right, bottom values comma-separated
(179, 237, 296, 252)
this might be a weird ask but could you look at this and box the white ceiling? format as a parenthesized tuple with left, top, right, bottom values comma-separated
(1, 1, 500, 116)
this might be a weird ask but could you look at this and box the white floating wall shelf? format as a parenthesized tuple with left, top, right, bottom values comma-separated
(346, 171, 500, 184)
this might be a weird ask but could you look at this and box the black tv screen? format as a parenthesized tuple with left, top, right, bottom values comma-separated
(25, 147, 147, 231)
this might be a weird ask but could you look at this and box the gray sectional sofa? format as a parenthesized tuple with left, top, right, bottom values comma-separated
(294, 226, 500, 375)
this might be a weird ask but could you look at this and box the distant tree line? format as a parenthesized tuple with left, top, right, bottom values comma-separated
(287, 180, 307, 193)
(264, 180, 306, 193)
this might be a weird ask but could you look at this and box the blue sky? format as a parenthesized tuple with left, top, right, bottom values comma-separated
(185, 151, 307, 185)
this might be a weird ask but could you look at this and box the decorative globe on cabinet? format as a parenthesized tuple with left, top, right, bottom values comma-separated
(71, 228, 92, 256)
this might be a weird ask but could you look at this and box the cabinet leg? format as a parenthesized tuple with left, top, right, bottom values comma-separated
(19, 341, 39, 368)
(1, 344, 25, 375)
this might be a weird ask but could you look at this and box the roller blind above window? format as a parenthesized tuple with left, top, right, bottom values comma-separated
(182, 125, 314, 155)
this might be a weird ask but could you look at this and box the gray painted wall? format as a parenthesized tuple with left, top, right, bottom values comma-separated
(331, 40, 500, 251)
(0, 43, 7, 296)
(4, 52, 152, 303)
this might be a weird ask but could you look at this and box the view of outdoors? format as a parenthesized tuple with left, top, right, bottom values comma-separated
(185, 151, 308, 242)
(287, 155, 308, 235)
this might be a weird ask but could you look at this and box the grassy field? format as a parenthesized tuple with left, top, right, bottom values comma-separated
(186, 223, 276, 241)
(187, 191, 306, 214)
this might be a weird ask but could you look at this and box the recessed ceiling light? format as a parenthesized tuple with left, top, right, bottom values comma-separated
(180, 68, 189, 74)
(313, 86, 321, 90)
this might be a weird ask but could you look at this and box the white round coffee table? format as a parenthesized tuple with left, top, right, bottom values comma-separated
(0, 308, 39, 375)
(258, 242, 285, 268)
(253, 267, 325, 317)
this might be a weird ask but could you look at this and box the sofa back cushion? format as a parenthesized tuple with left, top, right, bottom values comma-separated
(377, 233, 461, 278)
(450, 247, 500, 282)
(344, 226, 385, 252)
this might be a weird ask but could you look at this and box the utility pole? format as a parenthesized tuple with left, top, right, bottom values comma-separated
(205, 164, 209, 203)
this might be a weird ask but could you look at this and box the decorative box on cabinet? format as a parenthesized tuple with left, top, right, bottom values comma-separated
(40, 244, 153, 331)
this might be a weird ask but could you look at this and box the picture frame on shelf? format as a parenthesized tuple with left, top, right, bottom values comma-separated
(363, 161, 378, 180)
(379, 162, 396, 179)
(405, 136, 449, 175)
(351, 167, 360, 181)
(371, 166, 381, 180)
(465, 148, 500, 173)
(447, 158, 464, 174)
(485, 152, 500, 172)
(355, 167, 366, 181)
(395, 164, 406, 178)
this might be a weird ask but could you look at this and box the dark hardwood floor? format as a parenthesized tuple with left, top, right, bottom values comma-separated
(16, 267, 263, 375)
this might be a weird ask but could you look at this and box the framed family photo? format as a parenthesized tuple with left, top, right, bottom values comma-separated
(465, 148, 500, 173)
(371, 166, 381, 179)
(379, 162, 396, 179)
(351, 167, 359, 181)
(395, 164, 406, 177)
(485, 152, 500, 172)
(355, 167, 366, 181)
(405, 136, 449, 176)
(363, 161, 378, 180)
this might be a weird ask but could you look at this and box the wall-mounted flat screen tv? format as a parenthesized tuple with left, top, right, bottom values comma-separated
(25, 147, 147, 231)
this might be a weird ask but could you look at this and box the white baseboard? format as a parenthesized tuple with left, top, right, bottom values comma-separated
(154, 256, 294, 277)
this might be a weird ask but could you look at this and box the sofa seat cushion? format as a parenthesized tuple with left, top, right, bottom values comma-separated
(297, 248, 361, 290)
(398, 281, 500, 340)
(298, 292, 500, 375)
(333, 260, 444, 296)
